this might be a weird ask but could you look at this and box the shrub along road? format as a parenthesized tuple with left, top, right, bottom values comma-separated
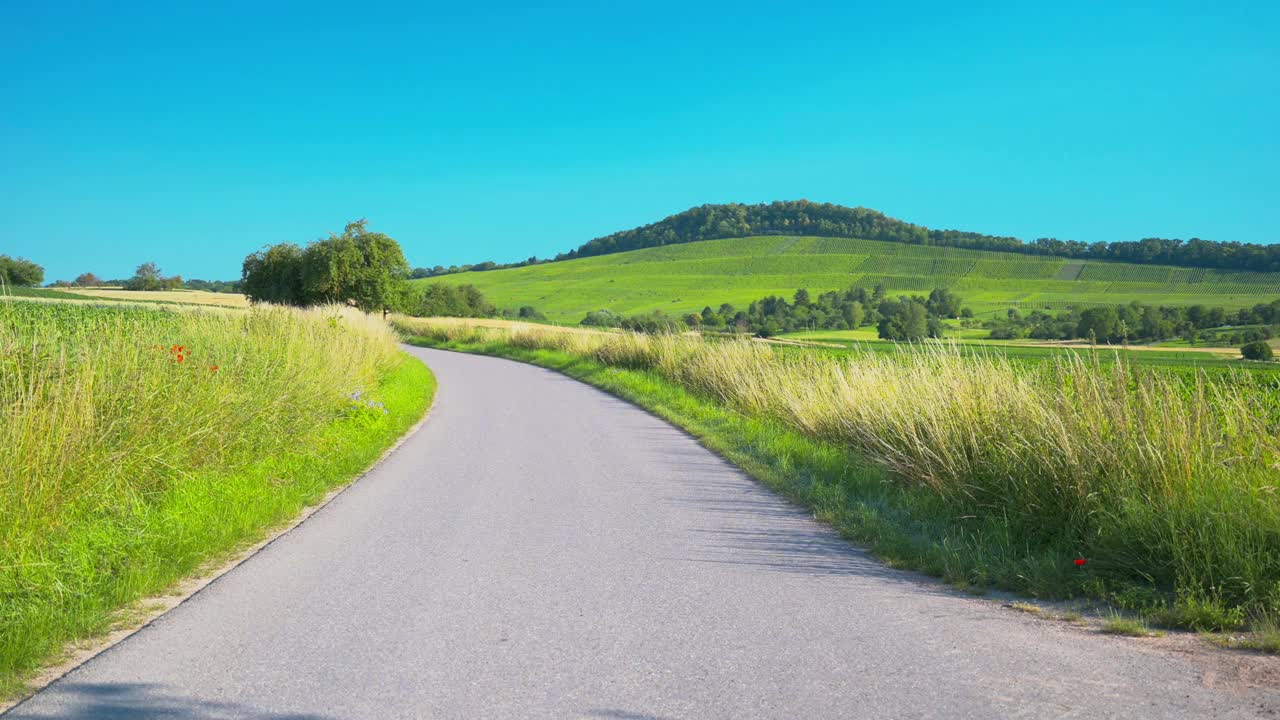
(7, 348, 1278, 719)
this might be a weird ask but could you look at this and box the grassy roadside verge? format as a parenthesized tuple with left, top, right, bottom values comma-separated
(398, 320, 1280, 647)
(0, 303, 436, 698)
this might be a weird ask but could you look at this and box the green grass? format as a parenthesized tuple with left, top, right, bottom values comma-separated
(0, 287, 90, 301)
(1101, 615, 1163, 637)
(0, 302, 436, 698)
(774, 330, 1278, 374)
(781, 327, 883, 343)
(396, 318, 1280, 640)
(418, 235, 1280, 322)
(1229, 616, 1280, 653)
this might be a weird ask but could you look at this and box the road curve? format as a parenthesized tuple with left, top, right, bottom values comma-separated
(7, 347, 1277, 719)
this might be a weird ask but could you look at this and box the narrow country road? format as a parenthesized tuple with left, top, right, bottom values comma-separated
(8, 348, 1278, 719)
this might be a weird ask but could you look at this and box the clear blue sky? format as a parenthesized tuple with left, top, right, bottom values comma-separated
(2, 1, 1277, 283)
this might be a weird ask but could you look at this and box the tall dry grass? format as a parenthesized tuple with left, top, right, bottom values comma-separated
(1, 301, 409, 684)
(2, 302, 400, 551)
(395, 316, 1280, 621)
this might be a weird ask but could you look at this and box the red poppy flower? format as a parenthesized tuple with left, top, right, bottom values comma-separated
(209, 365, 219, 372)
(176, 354, 185, 363)
(1074, 558, 1087, 566)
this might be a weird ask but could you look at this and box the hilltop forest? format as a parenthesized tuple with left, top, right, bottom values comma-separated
(568, 201, 1280, 272)
(415, 201, 1280, 277)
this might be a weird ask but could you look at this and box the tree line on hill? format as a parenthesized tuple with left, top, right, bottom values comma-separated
(398, 201, 1280, 277)
(409, 256, 547, 278)
(985, 300, 1280, 345)
(563, 201, 1280, 273)
(582, 285, 969, 342)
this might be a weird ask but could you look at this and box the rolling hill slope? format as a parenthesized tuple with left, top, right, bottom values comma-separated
(419, 235, 1280, 322)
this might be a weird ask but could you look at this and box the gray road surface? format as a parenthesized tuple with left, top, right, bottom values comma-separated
(8, 348, 1278, 719)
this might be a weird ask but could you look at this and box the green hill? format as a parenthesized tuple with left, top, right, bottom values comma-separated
(559, 201, 1280, 272)
(417, 235, 1280, 323)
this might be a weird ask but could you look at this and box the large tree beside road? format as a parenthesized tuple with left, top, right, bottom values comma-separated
(242, 220, 410, 314)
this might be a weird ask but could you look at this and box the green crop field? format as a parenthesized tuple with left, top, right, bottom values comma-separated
(417, 236, 1280, 323)
(773, 330, 1280, 375)
(0, 286, 90, 301)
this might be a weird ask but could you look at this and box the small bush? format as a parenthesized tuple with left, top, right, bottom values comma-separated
(581, 309, 623, 327)
(1241, 340, 1274, 361)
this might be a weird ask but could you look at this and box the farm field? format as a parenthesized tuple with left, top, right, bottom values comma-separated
(773, 335, 1271, 373)
(0, 286, 90, 301)
(58, 287, 250, 307)
(419, 235, 1280, 322)
(0, 286, 248, 308)
(772, 328, 1280, 373)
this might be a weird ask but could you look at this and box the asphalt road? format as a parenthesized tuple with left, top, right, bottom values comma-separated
(8, 347, 1278, 719)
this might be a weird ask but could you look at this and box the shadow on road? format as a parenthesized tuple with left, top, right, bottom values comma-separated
(620, 420, 954, 594)
(585, 710, 679, 720)
(4, 682, 336, 720)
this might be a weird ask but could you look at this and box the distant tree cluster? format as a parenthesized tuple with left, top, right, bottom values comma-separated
(182, 278, 242, 293)
(407, 284, 542, 320)
(242, 220, 410, 314)
(985, 299, 1280, 344)
(410, 256, 547, 279)
(0, 255, 44, 287)
(562, 200, 1280, 272)
(47, 271, 240, 292)
(581, 309, 686, 333)
(875, 297, 940, 342)
(581, 284, 966, 342)
(500, 305, 548, 321)
(410, 284, 495, 318)
(124, 262, 184, 291)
